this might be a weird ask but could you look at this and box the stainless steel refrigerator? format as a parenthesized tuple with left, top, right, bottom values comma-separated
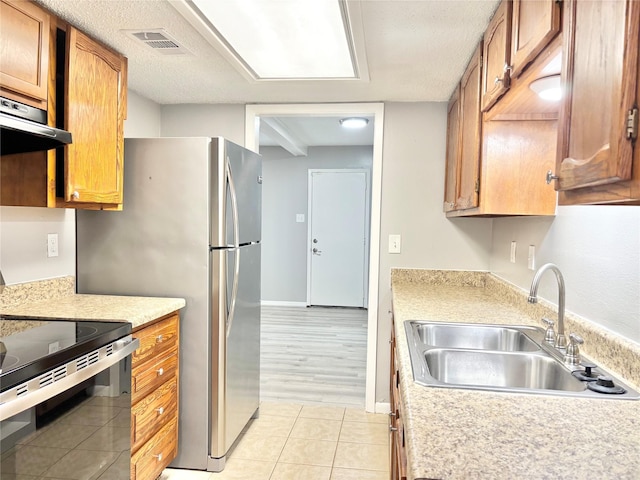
(76, 137, 261, 471)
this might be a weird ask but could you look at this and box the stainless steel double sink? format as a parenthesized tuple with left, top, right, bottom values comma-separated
(405, 321, 639, 399)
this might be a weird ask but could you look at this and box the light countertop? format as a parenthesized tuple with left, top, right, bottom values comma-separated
(391, 269, 640, 480)
(0, 277, 185, 330)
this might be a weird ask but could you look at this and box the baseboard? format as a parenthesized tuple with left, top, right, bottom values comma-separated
(261, 301, 308, 307)
(375, 401, 390, 414)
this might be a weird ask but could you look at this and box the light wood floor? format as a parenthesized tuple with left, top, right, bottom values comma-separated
(260, 306, 368, 408)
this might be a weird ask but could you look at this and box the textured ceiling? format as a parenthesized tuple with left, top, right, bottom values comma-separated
(36, 0, 500, 105)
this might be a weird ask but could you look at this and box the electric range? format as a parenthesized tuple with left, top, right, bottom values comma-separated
(0, 318, 139, 477)
(0, 317, 131, 392)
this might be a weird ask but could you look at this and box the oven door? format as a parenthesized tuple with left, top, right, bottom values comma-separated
(0, 335, 138, 478)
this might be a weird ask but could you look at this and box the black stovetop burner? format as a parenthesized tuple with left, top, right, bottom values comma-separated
(0, 317, 131, 392)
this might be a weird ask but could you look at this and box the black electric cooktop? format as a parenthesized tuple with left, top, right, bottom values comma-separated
(0, 318, 131, 392)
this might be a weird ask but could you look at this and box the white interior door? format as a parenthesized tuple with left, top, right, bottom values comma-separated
(308, 169, 369, 307)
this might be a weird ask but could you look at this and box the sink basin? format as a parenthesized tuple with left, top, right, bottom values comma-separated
(405, 320, 639, 399)
(424, 349, 585, 391)
(408, 322, 541, 352)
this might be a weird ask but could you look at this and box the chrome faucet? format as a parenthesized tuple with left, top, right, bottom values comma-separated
(528, 263, 567, 349)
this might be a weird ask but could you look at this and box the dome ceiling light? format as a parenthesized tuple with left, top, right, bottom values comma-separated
(529, 74, 562, 101)
(339, 117, 369, 129)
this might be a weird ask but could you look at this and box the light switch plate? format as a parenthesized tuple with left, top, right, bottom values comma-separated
(389, 234, 401, 254)
(528, 245, 536, 270)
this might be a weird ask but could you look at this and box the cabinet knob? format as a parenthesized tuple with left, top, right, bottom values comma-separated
(503, 63, 513, 73)
(72, 191, 80, 199)
(153, 453, 163, 461)
(156, 334, 163, 343)
(389, 426, 398, 432)
(546, 170, 559, 184)
(494, 76, 502, 86)
(157, 368, 164, 376)
(156, 407, 165, 415)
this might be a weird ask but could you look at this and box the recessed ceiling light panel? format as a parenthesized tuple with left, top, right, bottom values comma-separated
(173, 0, 361, 80)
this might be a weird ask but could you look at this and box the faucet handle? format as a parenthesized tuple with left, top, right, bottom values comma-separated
(541, 317, 555, 345)
(564, 333, 584, 366)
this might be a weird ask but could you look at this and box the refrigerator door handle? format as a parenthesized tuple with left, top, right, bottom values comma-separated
(226, 159, 240, 337)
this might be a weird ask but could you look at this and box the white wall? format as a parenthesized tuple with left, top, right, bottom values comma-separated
(490, 207, 640, 343)
(0, 207, 76, 284)
(375, 102, 493, 400)
(0, 91, 162, 286)
(160, 104, 245, 144)
(125, 90, 162, 137)
(260, 145, 373, 303)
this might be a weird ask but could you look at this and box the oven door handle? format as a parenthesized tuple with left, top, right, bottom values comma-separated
(0, 335, 140, 421)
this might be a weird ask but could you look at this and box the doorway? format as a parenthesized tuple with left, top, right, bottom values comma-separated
(246, 103, 384, 413)
(307, 169, 370, 308)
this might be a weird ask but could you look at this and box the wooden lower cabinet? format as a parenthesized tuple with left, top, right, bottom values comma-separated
(131, 417, 178, 480)
(390, 317, 407, 480)
(130, 312, 180, 480)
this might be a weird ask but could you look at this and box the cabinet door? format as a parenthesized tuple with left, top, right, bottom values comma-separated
(65, 26, 127, 205)
(482, 0, 512, 112)
(457, 44, 483, 210)
(443, 87, 460, 212)
(0, 0, 49, 106)
(556, 0, 638, 192)
(510, 0, 561, 78)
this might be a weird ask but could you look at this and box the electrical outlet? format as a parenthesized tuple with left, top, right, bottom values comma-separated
(510, 241, 517, 263)
(296, 214, 305, 223)
(47, 233, 59, 258)
(528, 245, 536, 270)
(388, 234, 401, 254)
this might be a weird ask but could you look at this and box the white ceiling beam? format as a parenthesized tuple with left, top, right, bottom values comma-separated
(260, 117, 309, 157)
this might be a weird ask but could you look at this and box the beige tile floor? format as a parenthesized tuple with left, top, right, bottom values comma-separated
(160, 402, 389, 480)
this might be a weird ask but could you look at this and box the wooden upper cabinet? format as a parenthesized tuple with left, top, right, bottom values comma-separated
(555, 0, 639, 204)
(457, 45, 483, 210)
(481, 0, 512, 112)
(64, 26, 127, 205)
(510, 0, 561, 78)
(0, 0, 50, 108)
(444, 86, 460, 213)
(444, 45, 483, 213)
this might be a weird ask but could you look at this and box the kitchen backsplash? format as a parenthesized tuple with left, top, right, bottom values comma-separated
(0, 276, 75, 309)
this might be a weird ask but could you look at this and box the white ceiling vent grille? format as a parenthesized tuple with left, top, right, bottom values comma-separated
(121, 28, 191, 56)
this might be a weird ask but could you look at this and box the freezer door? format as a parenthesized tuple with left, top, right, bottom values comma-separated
(210, 243, 261, 461)
(210, 138, 262, 248)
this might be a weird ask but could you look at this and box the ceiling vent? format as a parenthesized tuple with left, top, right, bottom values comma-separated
(121, 28, 191, 56)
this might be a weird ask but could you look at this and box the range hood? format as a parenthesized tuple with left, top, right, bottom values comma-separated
(0, 97, 72, 155)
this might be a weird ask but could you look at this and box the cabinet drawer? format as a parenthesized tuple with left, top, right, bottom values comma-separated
(132, 347, 178, 403)
(132, 314, 179, 367)
(131, 376, 178, 453)
(130, 417, 178, 480)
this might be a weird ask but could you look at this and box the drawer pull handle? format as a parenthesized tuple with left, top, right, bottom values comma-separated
(157, 368, 164, 376)
(156, 407, 165, 415)
(153, 453, 163, 462)
(156, 334, 163, 343)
